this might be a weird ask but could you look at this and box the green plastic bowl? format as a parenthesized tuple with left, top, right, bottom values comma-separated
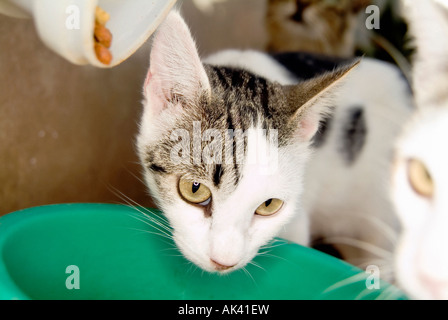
(0, 203, 406, 300)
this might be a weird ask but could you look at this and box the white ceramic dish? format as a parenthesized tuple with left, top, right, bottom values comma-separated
(0, 0, 177, 67)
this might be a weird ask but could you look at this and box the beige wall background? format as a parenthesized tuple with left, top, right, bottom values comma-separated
(0, 0, 268, 215)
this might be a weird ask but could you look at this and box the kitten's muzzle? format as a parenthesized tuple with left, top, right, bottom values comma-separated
(210, 259, 236, 271)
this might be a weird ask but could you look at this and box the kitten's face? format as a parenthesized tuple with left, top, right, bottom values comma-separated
(137, 11, 356, 273)
(137, 65, 312, 273)
(393, 109, 448, 299)
(139, 117, 309, 273)
(266, 0, 369, 56)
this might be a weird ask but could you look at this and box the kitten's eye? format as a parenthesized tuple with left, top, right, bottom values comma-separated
(255, 198, 284, 216)
(408, 159, 434, 198)
(179, 177, 212, 205)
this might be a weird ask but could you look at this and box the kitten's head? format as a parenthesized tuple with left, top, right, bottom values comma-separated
(393, 0, 448, 299)
(137, 11, 357, 273)
(266, 0, 370, 57)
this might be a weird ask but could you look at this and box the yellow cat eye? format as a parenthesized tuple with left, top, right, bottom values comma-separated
(408, 159, 434, 198)
(178, 177, 212, 205)
(255, 198, 284, 216)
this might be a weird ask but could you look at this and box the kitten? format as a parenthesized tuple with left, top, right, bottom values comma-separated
(392, 0, 448, 299)
(265, 0, 371, 57)
(137, 11, 412, 274)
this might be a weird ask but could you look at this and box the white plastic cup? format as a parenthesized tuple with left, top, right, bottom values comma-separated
(0, 0, 177, 67)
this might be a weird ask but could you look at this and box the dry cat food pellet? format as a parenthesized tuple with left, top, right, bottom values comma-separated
(95, 6, 110, 25)
(94, 42, 112, 66)
(94, 23, 112, 48)
(94, 6, 112, 65)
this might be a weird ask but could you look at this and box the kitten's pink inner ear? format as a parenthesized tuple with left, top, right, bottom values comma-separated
(144, 71, 152, 90)
(299, 113, 320, 141)
(143, 11, 210, 108)
(144, 73, 167, 116)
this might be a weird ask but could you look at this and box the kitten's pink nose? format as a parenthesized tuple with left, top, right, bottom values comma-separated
(210, 259, 236, 271)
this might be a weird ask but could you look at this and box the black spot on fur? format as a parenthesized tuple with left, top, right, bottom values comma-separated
(213, 164, 224, 187)
(341, 107, 367, 165)
(312, 113, 333, 148)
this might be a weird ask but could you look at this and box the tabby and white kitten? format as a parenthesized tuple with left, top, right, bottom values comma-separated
(266, 0, 371, 57)
(392, 0, 448, 299)
(137, 11, 412, 273)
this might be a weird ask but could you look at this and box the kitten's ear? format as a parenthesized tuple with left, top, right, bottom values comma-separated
(403, 0, 448, 60)
(403, 0, 448, 104)
(143, 11, 210, 114)
(285, 59, 360, 141)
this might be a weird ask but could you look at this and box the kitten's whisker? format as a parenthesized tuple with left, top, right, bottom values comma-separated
(128, 214, 173, 240)
(257, 251, 288, 262)
(349, 257, 388, 265)
(112, 191, 173, 236)
(351, 276, 401, 300)
(248, 260, 267, 273)
(348, 257, 392, 271)
(374, 283, 403, 300)
(110, 190, 174, 240)
(160, 247, 181, 252)
(331, 211, 399, 246)
(356, 213, 399, 245)
(130, 208, 172, 233)
(353, 261, 395, 283)
(354, 286, 380, 300)
(128, 228, 172, 240)
(370, 32, 413, 84)
(322, 272, 367, 294)
(110, 186, 172, 232)
(260, 241, 288, 250)
(241, 266, 258, 287)
(265, 238, 289, 245)
(163, 253, 187, 258)
(323, 236, 393, 259)
(121, 164, 148, 185)
(125, 226, 172, 240)
(186, 261, 197, 276)
(122, 202, 172, 233)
